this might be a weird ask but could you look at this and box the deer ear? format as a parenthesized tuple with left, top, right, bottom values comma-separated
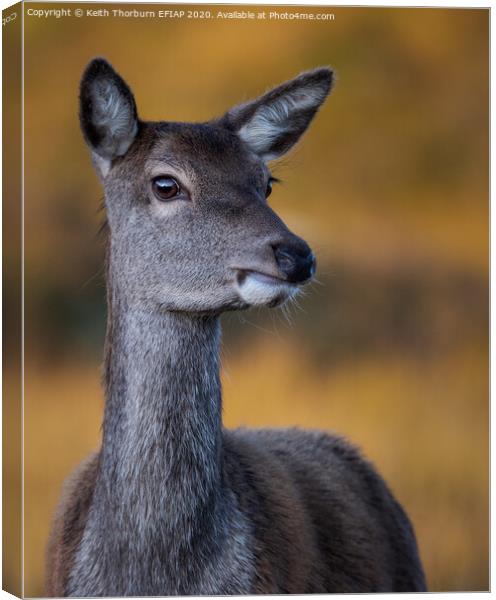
(223, 67, 334, 162)
(79, 58, 138, 176)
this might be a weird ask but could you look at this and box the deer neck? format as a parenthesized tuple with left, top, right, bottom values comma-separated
(67, 273, 246, 596)
(98, 277, 224, 541)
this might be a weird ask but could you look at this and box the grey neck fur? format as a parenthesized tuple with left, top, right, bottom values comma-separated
(101, 268, 223, 514)
(67, 264, 254, 596)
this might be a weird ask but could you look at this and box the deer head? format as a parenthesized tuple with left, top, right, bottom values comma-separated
(79, 59, 333, 314)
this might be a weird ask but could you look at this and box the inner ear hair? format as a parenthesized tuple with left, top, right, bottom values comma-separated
(224, 67, 334, 162)
(79, 58, 139, 172)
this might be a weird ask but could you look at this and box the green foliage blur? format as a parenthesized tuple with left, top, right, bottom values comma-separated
(10, 4, 489, 595)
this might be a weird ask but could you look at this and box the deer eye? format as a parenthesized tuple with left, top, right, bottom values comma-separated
(152, 176, 181, 201)
(265, 176, 279, 199)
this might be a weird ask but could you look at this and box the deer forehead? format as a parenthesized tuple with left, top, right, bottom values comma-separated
(130, 122, 268, 185)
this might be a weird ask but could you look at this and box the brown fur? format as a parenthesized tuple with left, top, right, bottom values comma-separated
(47, 428, 425, 594)
(46, 454, 99, 596)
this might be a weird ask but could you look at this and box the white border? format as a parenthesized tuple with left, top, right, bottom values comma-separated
(0, 1, 491, 599)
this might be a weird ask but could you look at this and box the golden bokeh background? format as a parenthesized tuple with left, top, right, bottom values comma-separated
(7, 3, 490, 595)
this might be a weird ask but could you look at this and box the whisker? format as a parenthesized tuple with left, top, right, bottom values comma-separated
(236, 314, 279, 337)
(79, 266, 106, 291)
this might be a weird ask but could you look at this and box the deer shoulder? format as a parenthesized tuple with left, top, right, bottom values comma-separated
(45, 453, 99, 597)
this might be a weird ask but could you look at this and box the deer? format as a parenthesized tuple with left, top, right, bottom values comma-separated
(46, 58, 427, 596)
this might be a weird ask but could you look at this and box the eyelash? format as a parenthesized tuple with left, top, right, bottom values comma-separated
(266, 176, 280, 198)
(151, 175, 194, 203)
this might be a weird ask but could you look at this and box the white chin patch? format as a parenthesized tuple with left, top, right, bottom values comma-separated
(236, 272, 298, 307)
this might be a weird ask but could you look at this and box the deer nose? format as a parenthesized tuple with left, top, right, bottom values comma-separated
(273, 243, 316, 284)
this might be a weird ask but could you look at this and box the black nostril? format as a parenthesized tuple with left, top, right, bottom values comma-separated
(274, 248, 296, 273)
(274, 244, 316, 284)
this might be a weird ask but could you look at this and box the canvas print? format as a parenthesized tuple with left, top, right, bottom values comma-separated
(2, 2, 489, 596)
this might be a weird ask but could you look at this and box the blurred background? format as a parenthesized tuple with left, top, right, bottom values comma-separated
(9, 3, 489, 595)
